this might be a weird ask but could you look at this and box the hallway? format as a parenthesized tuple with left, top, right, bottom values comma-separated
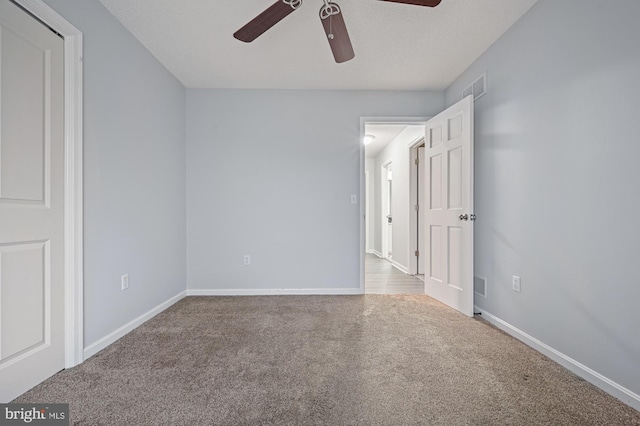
(364, 254, 424, 294)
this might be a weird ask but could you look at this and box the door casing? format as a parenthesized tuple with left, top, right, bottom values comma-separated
(381, 160, 392, 260)
(408, 139, 427, 276)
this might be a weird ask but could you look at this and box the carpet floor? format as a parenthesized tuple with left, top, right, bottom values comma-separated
(14, 295, 640, 425)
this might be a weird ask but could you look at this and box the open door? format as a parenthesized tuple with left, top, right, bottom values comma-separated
(0, 0, 66, 401)
(423, 96, 474, 317)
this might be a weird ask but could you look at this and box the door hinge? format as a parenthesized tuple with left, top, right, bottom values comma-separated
(415, 158, 419, 166)
(415, 250, 420, 257)
(415, 204, 419, 212)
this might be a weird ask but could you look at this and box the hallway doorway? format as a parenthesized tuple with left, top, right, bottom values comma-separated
(361, 120, 427, 295)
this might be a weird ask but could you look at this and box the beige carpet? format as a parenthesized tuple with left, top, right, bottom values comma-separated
(14, 295, 640, 425)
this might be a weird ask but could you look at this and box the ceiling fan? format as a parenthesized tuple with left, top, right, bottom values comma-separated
(233, 0, 442, 64)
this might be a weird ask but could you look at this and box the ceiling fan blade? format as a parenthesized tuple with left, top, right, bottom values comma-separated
(234, 1, 300, 43)
(379, 0, 441, 6)
(320, 3, 355, 63)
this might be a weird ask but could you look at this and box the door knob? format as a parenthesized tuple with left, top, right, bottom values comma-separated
(459, 214, 469, 221)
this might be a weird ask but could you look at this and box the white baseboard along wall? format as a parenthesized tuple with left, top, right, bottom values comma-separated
(83, 291, 186, 360)
(476, 307, 640, 412)
(187, 288, 362, 296)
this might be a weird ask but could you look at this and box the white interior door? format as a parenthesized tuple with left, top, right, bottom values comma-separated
(0, 0, 65, 402)
(424, 96, 474, 317)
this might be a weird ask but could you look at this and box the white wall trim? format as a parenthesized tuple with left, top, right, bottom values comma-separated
(380, 160, 392, 260)
(365, 169, 371, 253)
(83, 292, 187, 360)
(476, 307, 640, 412)
(367, 251, 409, 274)
(187, 288, 363, 296)
(407, 133, 428, 276)
(389, 259, 409, 274)
(15, 0, 85, 369)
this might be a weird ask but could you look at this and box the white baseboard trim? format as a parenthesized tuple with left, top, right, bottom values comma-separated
(187, 288, 363, 296)
(476, 307, 640, 412)
(389, 259, 409, 274)
(367, 251, 409, 274)
(83, 291, 186, 360)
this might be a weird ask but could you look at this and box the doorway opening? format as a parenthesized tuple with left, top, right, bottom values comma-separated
(360, 100, 474, 307)
(361, 119, 427, 295)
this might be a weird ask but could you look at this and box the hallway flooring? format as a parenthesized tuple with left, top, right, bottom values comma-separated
(364, 253, 424, 294)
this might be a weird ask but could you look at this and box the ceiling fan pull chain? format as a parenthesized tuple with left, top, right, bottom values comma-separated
(320, 0, 341, 40)
(329, 9, 333, 39)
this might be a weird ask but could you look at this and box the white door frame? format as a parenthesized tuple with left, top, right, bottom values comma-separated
(408, 136, 427, 276)
(14, 0, 84, 368)
(359, 117, 428, 292)
(364, 170, 370, 253)
(380, 161, 392, 259)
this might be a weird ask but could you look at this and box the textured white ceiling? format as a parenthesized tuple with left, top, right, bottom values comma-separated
(97, 0, 538, 90)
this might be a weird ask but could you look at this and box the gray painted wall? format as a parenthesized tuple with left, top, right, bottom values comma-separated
(186, 89, 443, 292)
(43, 0, 187, 347)
(445, 0, 640, 397)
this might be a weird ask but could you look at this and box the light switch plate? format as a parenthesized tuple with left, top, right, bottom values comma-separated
(512, 276, 521, 293)
(121, 274, 129, 291)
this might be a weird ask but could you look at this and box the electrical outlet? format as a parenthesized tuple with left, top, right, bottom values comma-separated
(121, 274, 129, 291)
(243, 255, 251, 266)
(512, 276, 521, 293)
